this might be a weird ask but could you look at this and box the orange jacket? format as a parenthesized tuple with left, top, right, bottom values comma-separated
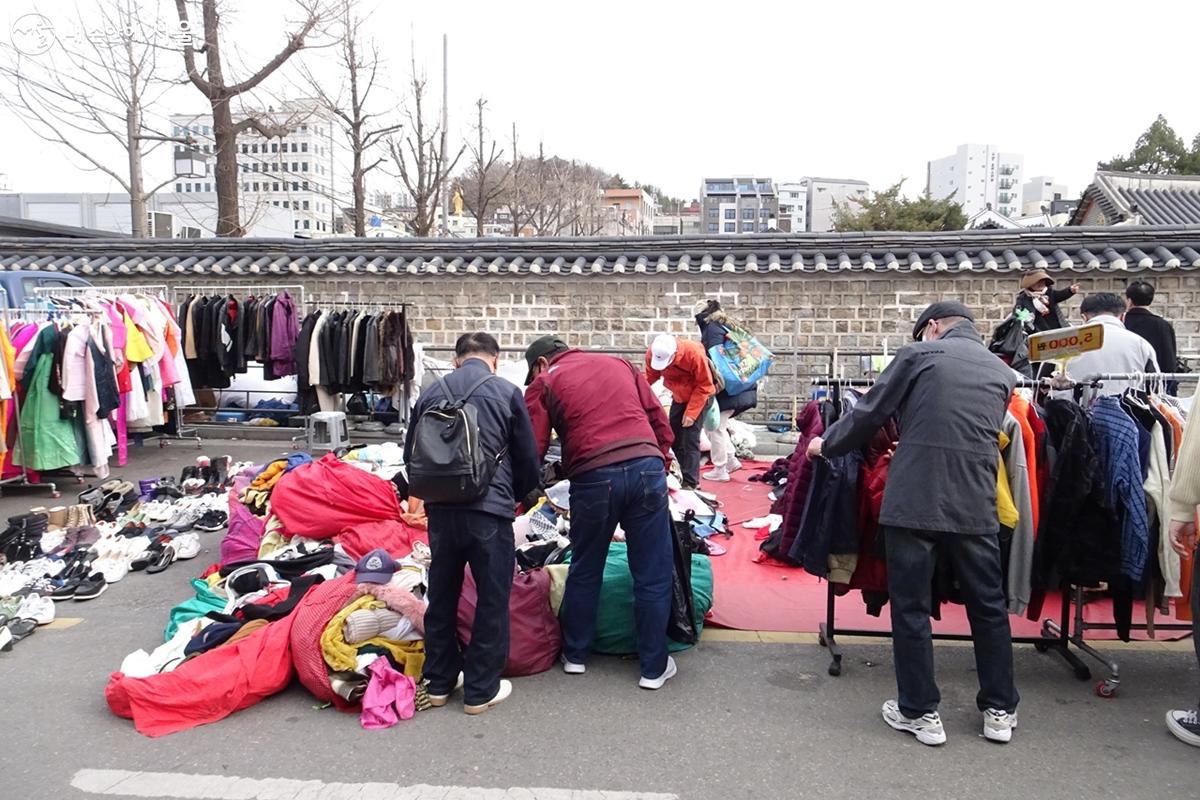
(645, 338, 715, 420)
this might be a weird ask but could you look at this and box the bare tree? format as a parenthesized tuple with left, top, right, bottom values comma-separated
(174, 0, 333, 236)
(456, 98, 511, 237)
(386, 57, 464, 236)
(301, 0, 400, 236)
(0, 0, 185, 237)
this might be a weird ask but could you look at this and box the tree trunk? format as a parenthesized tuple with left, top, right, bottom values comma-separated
(352, 142, 365, 236)
(211, 96, 243, 236)
(126, 106, 147, 238)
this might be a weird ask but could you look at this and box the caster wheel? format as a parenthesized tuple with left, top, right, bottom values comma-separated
(818, 633, 828, 648)
(1073, 665, 1092, 681)
(828, 662, 841, 677)
(1095, 680, 1117, 698)
(1033, 641, 1049, 653)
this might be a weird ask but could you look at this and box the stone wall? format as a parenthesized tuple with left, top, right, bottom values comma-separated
(97, 270, 1200, 421)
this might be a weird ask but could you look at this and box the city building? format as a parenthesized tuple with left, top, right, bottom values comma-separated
(777, 181, 809, 233)
(926, 144, 1024, 218)
(600, 188, 657, 236)
(652, 202, 701, 236)
(168, 98, 350, 237)
(1022, 175, 1068, 216)
(1069, 171, 1200, 226)
(700, 177, 778, 234)
(806, 177, 869, 233)
(0, 191, 292, 237)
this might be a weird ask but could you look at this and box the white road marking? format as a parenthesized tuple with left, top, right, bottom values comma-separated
(70, 769, 679, 800)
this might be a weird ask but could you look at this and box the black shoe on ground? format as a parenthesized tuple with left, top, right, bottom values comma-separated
(51, 576, 84, 601)
(73, 574, 108, 601)
(193, 511, 228, 532)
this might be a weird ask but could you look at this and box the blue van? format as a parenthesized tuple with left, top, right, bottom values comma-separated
(0, 271, 93, 307)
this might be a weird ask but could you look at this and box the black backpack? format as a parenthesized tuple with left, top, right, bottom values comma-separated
(406, 372, 506, 504)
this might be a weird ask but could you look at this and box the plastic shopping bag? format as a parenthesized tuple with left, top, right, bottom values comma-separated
(709, 324, 773, 396)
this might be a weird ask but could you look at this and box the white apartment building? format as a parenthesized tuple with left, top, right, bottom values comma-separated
(777, 181, 809, 232)
(807, 177, 869, 233)
(168, 98, 350, 237)
(1022, 175, 1068, 216)
(926, 144, 1024, 219)
(700, 177, 778, 234)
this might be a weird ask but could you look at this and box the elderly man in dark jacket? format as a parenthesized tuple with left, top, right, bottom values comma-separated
(808, 301, 1019, 747)
(406, 331, 541, 715)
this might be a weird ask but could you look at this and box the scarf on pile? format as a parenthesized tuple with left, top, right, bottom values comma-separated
(1025, 289, 1051, 316)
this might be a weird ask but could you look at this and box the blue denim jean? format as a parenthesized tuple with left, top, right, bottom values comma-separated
(562, 456, 673, 679)
(424, 508, 514, 706)
(884, 526, 1020, 718)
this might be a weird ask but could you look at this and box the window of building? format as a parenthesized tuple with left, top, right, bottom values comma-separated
(271, 143, 278, 153)
(175, 183, 182, 193)
(301, 143, 308, 153)
(252, 182, 259, 191)
(759, 208, 769, 217)
(741, 208, 753, 220)
(202, 125, 209, 135)
(204, 182, 211, 192)
(241, 144, 248, 154)
(724, 208, 735, 219)
(741, 222, 753, 232)
(301, 124, 308, 132)
(707, 208, 718, 219)
(759, 223, 769, 232)
(707, 222, 719, 232)
(251, 144, 258, 154)
(300, 181, 307, 190)
(271, 163, 279, 172)
(272, 201, 279, 207)
(303, 219, 310, 229)
(291, 143, 298, 153)
(724, 222, 735, 232)
(294, 220, 299, 229)
(303, 200, 310, 210)
(242, 182, 249, 191)
(302, 162, 309, 172)
(173, 126, 181, 136)
(273, 182, 280, 191)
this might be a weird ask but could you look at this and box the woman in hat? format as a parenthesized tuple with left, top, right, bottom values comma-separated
(694, 299, 757, 482)
(1014, 269, 1081, 332)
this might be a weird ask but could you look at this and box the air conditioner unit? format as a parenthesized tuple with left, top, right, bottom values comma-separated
(179, 226, 202, 239)
(147, 211, 174, 238)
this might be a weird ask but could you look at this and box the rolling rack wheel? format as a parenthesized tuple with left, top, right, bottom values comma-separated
(828, 656, 842, 677)
(1095, 679, 1119, 698)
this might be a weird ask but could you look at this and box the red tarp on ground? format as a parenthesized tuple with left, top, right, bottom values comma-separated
(701, 462, 1189, 639)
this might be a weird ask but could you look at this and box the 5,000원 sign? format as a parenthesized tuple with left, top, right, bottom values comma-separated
(1029, 323, 1105, 362)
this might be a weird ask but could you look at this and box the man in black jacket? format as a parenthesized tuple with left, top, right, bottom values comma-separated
(1124, 280, 1178, 392)
(406, 332, 540, 715)
(807, 302, 1020, 747)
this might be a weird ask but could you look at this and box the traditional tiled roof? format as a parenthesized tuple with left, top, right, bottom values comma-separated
(1, 226, 1199, 277)
(1070, 172, 1200, 226)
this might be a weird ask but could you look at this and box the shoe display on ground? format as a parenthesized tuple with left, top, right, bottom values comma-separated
(1166, 709, 1200, 747)
(983, 708, 1018, 743)
(464, 679, 512, 715)
(173, 533, 201, 560)
(882, 700, 947, 746)
(638, 656, 677, 690)
(17, 594, 55, 626)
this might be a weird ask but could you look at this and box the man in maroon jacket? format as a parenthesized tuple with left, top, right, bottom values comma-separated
(523, 335, 679, 689)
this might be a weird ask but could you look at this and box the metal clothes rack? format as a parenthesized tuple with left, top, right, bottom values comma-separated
(34, 284, 201, 450)
(806, 376, 1095, 683)
(1040, 370, 1199, 697)
(0, 289, 59, 498)
(171, 284, 306, 313)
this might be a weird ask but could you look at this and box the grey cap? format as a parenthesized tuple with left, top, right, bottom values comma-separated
(912, 301, 975, 341)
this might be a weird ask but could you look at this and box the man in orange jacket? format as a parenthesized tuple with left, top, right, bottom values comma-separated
(645, 334, 716, 489)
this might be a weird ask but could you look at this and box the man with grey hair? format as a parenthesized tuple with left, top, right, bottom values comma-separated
(807, 301, 1020, 747)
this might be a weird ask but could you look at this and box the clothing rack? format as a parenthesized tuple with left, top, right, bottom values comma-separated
(806, 377, 1095, 684)
(1039, 370, 1200, 697)
(0, 289, 59, 499)
(34, 284, 201, 450)
(170, 284, 307, 313)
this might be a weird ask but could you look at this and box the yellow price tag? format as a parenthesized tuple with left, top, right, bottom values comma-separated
(1028, 323, 1105, 362)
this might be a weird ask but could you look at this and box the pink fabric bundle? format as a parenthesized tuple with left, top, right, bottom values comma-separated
(360, 658, 416, 730)
(355, 581, 427, 636)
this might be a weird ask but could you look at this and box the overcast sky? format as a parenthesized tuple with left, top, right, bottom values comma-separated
(4, 0, 1200, 205)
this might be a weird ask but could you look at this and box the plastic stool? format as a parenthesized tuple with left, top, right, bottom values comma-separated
(307, 411, 349, 450)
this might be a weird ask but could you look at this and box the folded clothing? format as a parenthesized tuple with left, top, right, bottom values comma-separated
(344, 608, 404, 644)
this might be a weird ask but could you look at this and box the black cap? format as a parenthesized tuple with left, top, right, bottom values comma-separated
(912, 301, 975, 341)
(523, 335, 569, 385)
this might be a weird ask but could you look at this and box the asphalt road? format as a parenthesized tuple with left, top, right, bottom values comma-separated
(0, 441, 1196, 799)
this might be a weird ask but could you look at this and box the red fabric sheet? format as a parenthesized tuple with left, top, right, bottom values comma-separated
(337, 519, 428, 562)
(700, 462, 1189, 638)
(271, 454, 403, 538)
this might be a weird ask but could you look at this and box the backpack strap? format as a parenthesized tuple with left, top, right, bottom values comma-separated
(459, 372, 495, 402)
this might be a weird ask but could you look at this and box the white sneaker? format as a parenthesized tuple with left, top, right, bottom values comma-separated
(427, 672, 465, 707)
(703, 468, 731, 482)
(464, 679, 512, 715)
(882, 700, 947, 746)
(173, 532, 201, 560)
(561, 655, 586, 675)
(17, 594, 55, 626)
(983, 708, 1018, 743)
(727, 458, 743, 473)
(1166, 709, 1200, 747)
(638, 656, 677, 690)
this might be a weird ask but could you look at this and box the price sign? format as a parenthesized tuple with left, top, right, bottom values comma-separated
(1028, 323, 1105, 362)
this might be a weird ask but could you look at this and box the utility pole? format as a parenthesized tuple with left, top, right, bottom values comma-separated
(440, 33, 449, 237)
